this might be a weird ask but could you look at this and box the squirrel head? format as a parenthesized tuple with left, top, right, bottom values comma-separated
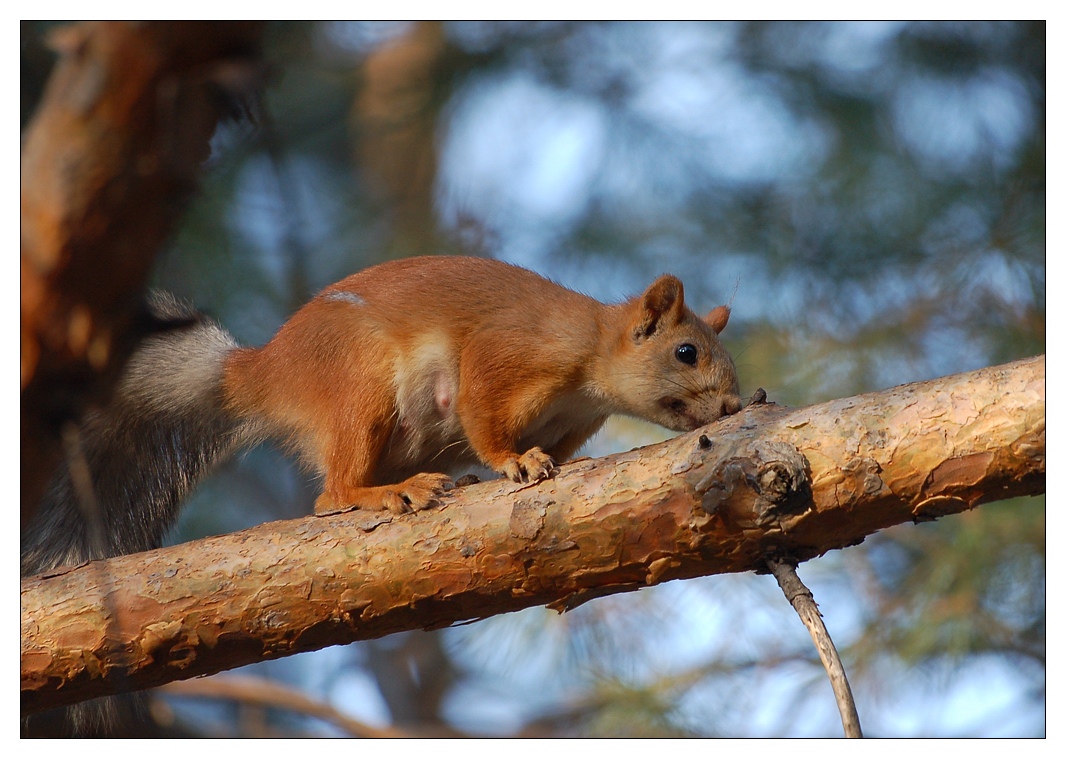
(608, 274, 743, 432)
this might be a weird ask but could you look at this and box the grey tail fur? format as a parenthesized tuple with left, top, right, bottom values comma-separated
(21, 292, 259, 737)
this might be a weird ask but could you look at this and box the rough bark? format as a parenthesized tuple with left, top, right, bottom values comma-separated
(20, 21, 263, 525)
(21, 355, 1045, 715)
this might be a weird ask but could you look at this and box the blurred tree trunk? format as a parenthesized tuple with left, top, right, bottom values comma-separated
(21, 355, 1044, 715)
(353, 21, 466, 258)
(20, 21, 263, 527)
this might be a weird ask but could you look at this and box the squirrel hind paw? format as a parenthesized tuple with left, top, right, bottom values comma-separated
(394, 473, 454, 513)
(314, 474, 454, 516)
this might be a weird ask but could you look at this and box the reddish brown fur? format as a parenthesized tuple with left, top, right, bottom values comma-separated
(222, 256, 742, 515)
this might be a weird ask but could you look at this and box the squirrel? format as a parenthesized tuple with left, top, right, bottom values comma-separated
(24, 255, 742, 572)
(21, 255, 741, 733)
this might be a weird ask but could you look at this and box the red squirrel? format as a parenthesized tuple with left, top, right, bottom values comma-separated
(24, 256, 741, 574)
(224, 256, 743, 516)
(22, 255, 741, 735)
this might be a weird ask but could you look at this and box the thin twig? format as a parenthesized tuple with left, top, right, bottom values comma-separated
(160, 675, 418, 738)
(766, 558, 862, 738)
(62, 422, 106, 560)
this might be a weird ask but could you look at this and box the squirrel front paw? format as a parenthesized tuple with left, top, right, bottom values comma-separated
(500, 447, 558, 484)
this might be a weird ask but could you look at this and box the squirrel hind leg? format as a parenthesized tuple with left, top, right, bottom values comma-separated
(314, 473, 454, 516)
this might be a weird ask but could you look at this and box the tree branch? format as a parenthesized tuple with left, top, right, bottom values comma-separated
(21, 355, 1045, 715)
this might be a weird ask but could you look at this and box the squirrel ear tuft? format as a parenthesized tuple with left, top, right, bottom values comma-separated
(705, 305, 730, 335)
(633, 275, 684, 340)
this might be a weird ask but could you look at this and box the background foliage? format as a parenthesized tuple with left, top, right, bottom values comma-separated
(22, 20, 1045, 737)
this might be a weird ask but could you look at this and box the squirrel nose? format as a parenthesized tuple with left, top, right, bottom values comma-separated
(721, 396, 744, 417)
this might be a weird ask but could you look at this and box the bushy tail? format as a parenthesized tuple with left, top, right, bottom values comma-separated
(21, 292, 255, 575)
(21, 293, 258, 736)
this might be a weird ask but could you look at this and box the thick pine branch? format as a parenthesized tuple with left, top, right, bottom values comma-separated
(21, 355, 1045, 715)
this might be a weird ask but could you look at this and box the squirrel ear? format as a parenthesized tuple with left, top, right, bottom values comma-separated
(633, 275, 684, 340)
(705, 305, 730, 334)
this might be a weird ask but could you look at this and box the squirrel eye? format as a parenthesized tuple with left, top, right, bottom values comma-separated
(675, 344, 698, 365)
